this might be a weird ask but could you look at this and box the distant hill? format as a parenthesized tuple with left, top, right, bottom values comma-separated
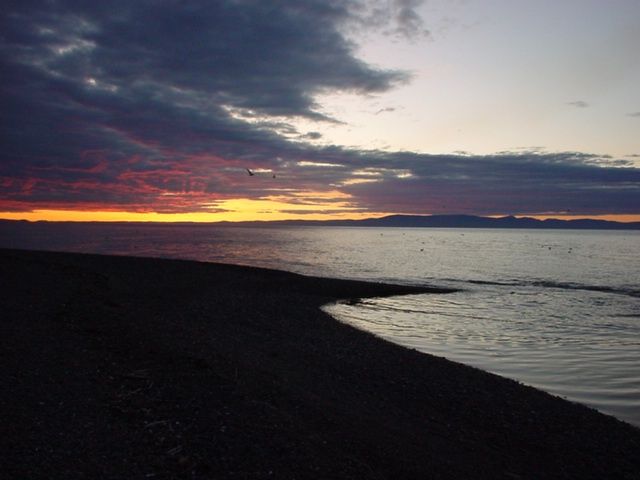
(219, 214, 640, 230)
(2, 215, 640, 229)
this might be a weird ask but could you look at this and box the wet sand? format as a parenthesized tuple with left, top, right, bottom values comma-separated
(1, 248, 638, 479)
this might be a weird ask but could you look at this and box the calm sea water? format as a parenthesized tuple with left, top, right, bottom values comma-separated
(2, 222, 639, 426)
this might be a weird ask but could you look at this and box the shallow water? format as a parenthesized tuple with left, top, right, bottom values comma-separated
(2, 222, 639, 426)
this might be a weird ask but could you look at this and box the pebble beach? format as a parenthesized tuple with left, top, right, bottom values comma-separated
(1, 248, 639, 479)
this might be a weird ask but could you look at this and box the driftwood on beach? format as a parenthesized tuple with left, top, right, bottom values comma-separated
(1, 248, 638, 479)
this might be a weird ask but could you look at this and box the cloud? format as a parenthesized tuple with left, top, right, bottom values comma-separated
(627, 112, 640, 117)
(392, 0, 431, 40)
(567, 100, 590, 108)
(375, 107, 397, 115)
(350, 0, 431, 41)
(299, 132, 323, 140)
(0, 1, 639, 218)
(335, 150, 640, 216)
(279, 209, 368, 215)
(0, 1, 406, 207)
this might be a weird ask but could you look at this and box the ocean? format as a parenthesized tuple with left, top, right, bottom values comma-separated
(2, 222, 639, 426)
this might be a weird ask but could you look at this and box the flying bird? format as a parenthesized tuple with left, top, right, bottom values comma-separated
(246, 168, 254, 176)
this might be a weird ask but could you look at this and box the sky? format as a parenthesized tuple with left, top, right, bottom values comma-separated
(1, 0, 639, 222)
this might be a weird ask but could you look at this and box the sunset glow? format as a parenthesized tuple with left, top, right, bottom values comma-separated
(0, 195, 386, 223)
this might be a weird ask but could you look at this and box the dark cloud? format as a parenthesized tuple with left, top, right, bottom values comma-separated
(0, 1, 638, 218)
(567, 101, 590, 108)
(299, 131, 323, 140)
(627, 112, 640, 117)
(335, 150, 640, 216)
(0, 0, 406, 210)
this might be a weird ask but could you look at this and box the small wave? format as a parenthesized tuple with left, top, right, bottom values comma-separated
(446, 278, 640, 298)
(466, 279, 522, 287)
(528, 281, 640, 298)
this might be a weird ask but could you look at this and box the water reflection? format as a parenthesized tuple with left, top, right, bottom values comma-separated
(324, 286, 640, 426)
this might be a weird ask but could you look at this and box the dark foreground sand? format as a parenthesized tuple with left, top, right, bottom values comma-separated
(1, 249, 638, 479)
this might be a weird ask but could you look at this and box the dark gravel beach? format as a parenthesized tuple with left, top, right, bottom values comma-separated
(1, 248, 639, 479)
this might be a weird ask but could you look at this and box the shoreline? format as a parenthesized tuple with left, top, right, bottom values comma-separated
(1, 248, 639, 479)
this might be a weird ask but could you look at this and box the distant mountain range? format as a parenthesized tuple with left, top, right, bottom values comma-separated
(2, 215, 640, 229)
(219, 214, 640, 229)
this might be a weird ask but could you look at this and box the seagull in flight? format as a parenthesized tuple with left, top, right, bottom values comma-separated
(246, 168, 255, 176)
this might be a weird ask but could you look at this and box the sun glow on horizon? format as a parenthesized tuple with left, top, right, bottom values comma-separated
(2, 206, 639, 224)
(0, 196, 387, 223)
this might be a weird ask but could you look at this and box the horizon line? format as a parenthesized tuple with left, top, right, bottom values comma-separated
(2, 212, 640, 225)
